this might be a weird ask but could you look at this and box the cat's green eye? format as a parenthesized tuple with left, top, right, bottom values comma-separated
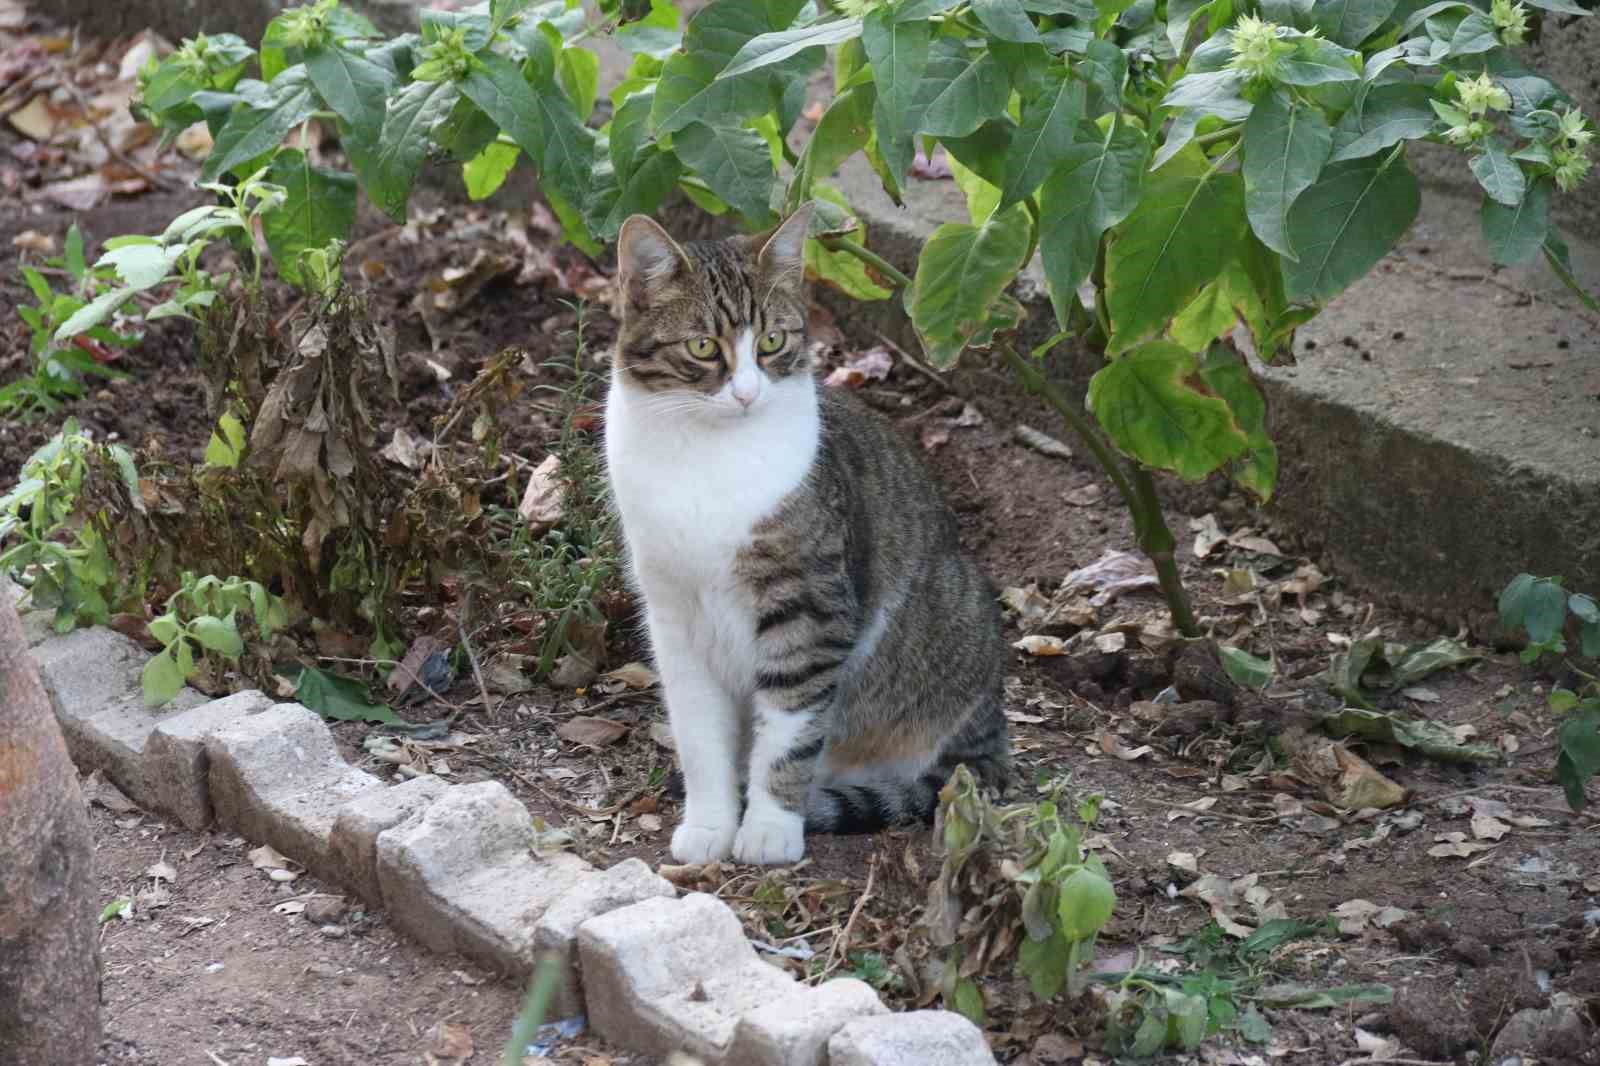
(685, 336, 718, 359)
(757, 330, 786, 354)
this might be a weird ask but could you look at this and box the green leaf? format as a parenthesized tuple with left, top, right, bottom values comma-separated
(1389, 635, 1479, 686)
(293, 666, 404, 724)
(1569, 593, 1599, 625)
(949, 154, 1002, 224)
(917, 46, 1010, 139)
(53, 287, 135, 343)
(1088, 341, 1251, 479)
(463, 141, 520, 200)
(791, 82, 874, 205)
(200, 65, 316, 182)
(673, 121, 776, 225)
(558, 46, 600, 123)
(1481, 178, 1551, 267)
(1220, 645, 1274, 689)
(1309, 0, 1398, 47)
(64, 224, 85, 281)
(651, 52, 760, 134)
(973, 0, 1041, 41)
(100, 898, 132, 923)
(1281, 149, 1419, 305)
(1078, 38, 1126, 114)
(949, 976, 986, 1025)
(1543, 231, 1600, 313)
(1328, 83, 1435, 163)
(305, 42, 394, 151)
(1167, 989, 1209, 1049)
(204, 410, 248, 468)
(461, 53, 593, 212)
(720, 17, 863, 78)
(1243, 90, 1333, 262)
(1322, 706, 1499, 763)
(1525, 576, 1570, 644)
(1498, 573, 1538, 628)
(1000, 73, 1084, 207)
(262, 149, 357, 287)
(189, 614, 245, 657)
(1446, 11, 1500, 56)
(142, 647, 188, 706)
(594, 147, 683, 239)
(1556, 705, 1600, 811)
(862, 8, 930, 186)
(1277, 37, 1361, 86)
(99, 242, 185, 290)
(1105, 148, 1247, 353)
(1470, 140, 1526, 207)
(148, 614, 181, 646)
(806, 183, 893, 300)
(1038, 120, 1148, 326)
(1017, 930, 1071, 999)
(1199, 342, 1278, 498)
(907, 204, 1032, 369)
(369, 78, 459, 222)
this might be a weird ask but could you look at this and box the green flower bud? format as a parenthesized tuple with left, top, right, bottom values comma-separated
(1490, 0, 1530, 47)
(1227, 15, 1297, 81)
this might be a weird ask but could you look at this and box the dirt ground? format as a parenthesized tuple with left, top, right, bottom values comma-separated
(5, 14, 1600, 1066)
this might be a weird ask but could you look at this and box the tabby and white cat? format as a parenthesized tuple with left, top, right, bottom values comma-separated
(603, 207, 1009, 866)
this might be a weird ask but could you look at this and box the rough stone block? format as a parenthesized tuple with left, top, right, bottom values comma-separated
(375, 780, 595, 975)
(577, 892, 798, 1064)
(329, 774, 451, 907)
(143, 690, 276, 829)
(725, 978, 886, 1066)
(206, 703, 383, 880)
(534, 857, 676, 1018)
(67, 688, 211, 807)
(1, 577, 52, 647)
(828, 1011, 998, 1066)
(33, 626, 149, 718)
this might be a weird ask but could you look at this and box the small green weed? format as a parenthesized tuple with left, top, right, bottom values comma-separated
(142, 572, 289, 705)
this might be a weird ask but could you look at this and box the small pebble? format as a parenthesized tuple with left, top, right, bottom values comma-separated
(319, 924, 348, 939)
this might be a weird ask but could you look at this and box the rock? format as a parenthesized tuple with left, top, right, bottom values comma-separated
(1489, 995, 1591, 1059)
(374, 781, 595, 975)
(143, 690, 275, 829)
(828, 1011, 998, 1066)
(205, 703, 384, 881)
(725, 978, 886, 1066)
(304, 896, 348, 925)
(577, 893, 797, 1064)
(328, 775, 451, 907)
(533, 857, 677, 1018)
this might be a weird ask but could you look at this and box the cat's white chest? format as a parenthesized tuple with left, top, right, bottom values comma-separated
(603, 374, 820, 616)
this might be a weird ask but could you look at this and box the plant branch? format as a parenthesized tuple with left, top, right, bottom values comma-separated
(999, 343, 1136, 510)
(819, 236, 911, 289)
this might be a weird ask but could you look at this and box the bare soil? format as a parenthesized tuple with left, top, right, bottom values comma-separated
(6, 24, 1600, 1066)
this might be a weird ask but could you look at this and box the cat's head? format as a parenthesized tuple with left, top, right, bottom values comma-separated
(612, 206, 813, 419)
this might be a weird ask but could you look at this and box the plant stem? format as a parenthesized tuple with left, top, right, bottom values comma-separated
(1000, 344, 1200, 638)
(501, 955, 563, 1066)
(820, 236, 912, 289)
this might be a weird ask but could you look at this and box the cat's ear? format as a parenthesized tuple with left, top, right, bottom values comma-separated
(756, 203, 813, 296)
(617, 215, 689, 308)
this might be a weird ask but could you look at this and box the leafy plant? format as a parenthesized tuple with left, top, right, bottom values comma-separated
(142, 572, 289, 704)
(0, 422, 136, 631)
(1499, 572, 1600, 810)
(920, 766, 1116, 1023)
(128, 0, 1594, 635)
(4, 225, 137, 418)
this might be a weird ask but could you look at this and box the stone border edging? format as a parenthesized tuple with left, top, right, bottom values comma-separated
(6, 580, 996, 1066)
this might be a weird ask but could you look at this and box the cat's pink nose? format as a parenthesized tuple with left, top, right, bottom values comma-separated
(733, 385, 758, 408)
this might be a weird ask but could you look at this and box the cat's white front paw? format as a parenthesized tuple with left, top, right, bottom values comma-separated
(732, 810, 805, 865)
(671, 821, 737, 863)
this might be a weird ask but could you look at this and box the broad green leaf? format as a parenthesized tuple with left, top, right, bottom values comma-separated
(1390, 636, 1479, 686)
(142, 646, 187, 706)
(651, 51, 764, 134)
(720, 18, 863, 78)
(1498, 573, 1538, 627)
(64, 224, 85, 280)
(1161, 69, 1251, 117)
(1281, 150, 1419, 305)
(1170, 259, 1265, 352)
(1167, 0, 1208, 51)
(908, 203, 1032, 369)
(1079, 39, 1126, 114)
(52, 287, 134, 342)
(262, 149, 357, 287)
(1000, 73, 1084, 207)
(805, 183, 893, 300)
(293, 666, 404, 724)
(1277, 36, 1361, 86)
(204, 410, 248, 468)
(1017, 930, 1071, 1000)
(1328, 83, 1434, 163)
(610, 90, 656, 183)
(1469, 140, 1526, 207)
(189, 614, 245, 657)
(1106, 148, 1247, 353)
(615, 0, 682, 58)
(1322, 706, 1498, 762)
(461, 53, 593, 211)
(1556, 705, 1600, 811)
(1243, 91, 1332, 261)
(1309, 0, 1398, 46)
(100, 243, 185, 289)
(862, 8, 930, 186)
(1446, 11, 1500, 56)
(1543, 231, 1600, 312)
(200, 65, 316, 182)
(1198, 342, 1278, 498)
(687, 0, 776, 68)
(1569, 593, 1600, 624)
(1088, 341, 1250, 479)
(918, 47, 1010, 139)
(1167, 989, 1208, 1049)
(305, 43, 394, 151)
(147, 614, 181, 646)
(369, 78, 459, 221)
(592, 149, 683, 239)
(558, 46, 601, 122)
(973, 0, 1041, 41)
(791, 82, 874, 205)
(948, 153, 1002, 224)
(1524, 577, 1570, 644)
(463, 141, 520, 199)
(1220, 645, 1274, 689)
(674, 121, 777, 225)
(1038, 120, 1148, 327)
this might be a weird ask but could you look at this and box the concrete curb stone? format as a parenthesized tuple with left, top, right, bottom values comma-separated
(725, 976, 888, 1066)
(373, 780, 597, 976)
(328, 773, 452, 908)
(828, 1010, 1000, 1066)
(143, 689, 276, 829)
(205, 701, 386, 881)
(533, 856, 677, 1018)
